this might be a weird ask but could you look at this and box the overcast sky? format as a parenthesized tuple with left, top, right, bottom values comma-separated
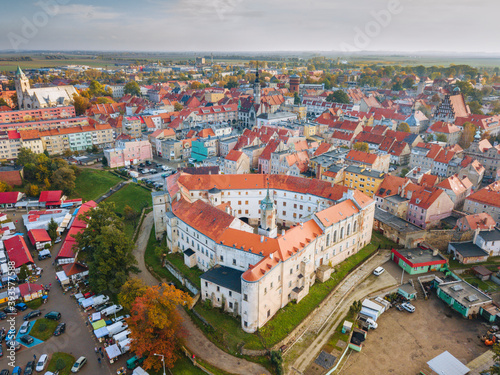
(0, 0, 499, 53)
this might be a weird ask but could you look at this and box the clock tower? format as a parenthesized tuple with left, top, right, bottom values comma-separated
(258, 181, 277, 238)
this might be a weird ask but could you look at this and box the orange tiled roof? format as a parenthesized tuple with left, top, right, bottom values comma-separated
(345, 150, 378, 165)
(466, 181, 500, 208)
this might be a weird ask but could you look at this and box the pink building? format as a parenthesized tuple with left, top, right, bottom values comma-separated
(104, 139, 152, 168)
(406, 188, 454, 229)
(0, 106, 75, 124)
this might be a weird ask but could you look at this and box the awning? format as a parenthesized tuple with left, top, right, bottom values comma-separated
(105, 344, 122, 360)
(91, 312, 102, 322)
(81, 297, 94, 308)
(56, 271, 69, 284)
(92, 319, 106, 330)
(74, 293, 84, 300)
(94, 326, 109, 339)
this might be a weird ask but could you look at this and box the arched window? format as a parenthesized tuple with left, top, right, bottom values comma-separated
(353, 221, 357, 232)
(347, 224, 351, 236)
(333, 230, 337, 242)
(340, 227, 344, 239)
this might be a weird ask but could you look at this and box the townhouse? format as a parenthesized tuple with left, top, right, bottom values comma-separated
(464, 181, 500, 221)
(343, 166, 385, 198)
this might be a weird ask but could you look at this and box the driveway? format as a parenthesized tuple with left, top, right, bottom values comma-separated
(133, 212, 271, 375)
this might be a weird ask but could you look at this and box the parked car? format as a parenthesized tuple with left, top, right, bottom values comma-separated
(3, 307, 16, 315)
(373, 267, 385, 276)
(83, 292, 94, 299)
(23, 361, 34, 375)
(0, 369, 9, 375)
(24, 310, 41, 320)
(94, 303, 112, 313)
(12, 366, 22, 375)
(19, 321, 31, 335)
(112, 314, 130, 323)
(139, 163, 145, 167)
(44, 311, 61, 320)
(19, 335, 34, 345)
(71, 357, 87, 373)
(0, 311, 6, 320)
(6, 340, 20, 351)
(14, 303, 27, 311)
(145, 160, 151, 166)
(401, 302, 415, 313)
(54, 322, 66, 336)
(54, 237, 62, 244)
(35, 354, 48, 372)
(0, 343, 3, 357)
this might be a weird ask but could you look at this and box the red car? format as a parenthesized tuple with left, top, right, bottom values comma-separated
(83, 292, 94, 299)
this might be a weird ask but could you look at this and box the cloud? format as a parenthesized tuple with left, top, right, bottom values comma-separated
(43, 4, 121, 20)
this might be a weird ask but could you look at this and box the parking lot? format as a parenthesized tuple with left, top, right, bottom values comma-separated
(340, 294, 489, 374)
(0, 211, 134, 374)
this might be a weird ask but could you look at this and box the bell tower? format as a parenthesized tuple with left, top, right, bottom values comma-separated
(253, 62, 261, 106)
(258, 180, 277, 238)
(14, 66, 30, 109)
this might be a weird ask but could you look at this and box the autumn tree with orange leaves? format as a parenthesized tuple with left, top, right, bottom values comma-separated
(127, 284, 192, 371)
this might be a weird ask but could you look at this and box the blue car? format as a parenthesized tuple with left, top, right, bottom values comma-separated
(14, 303, 27, 311)
(12, 366, 22, 375)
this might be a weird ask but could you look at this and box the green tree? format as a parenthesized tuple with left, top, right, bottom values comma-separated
(0, 181, 12, 192)
(74, 202, 138, 294)
(397, 122, 411, 133)
(173, 102, 183, 111)
(118, 277, 148, 311)
(0, 98, 9, 107)
(88, 80, 106, 97)
(124, 81, 141, 96)
(436, 134, 447, 142)
(402, 77, 415, 89)
(293, 92, 301, 105)
(400, 168, 409, 177)
(353, 142, 369, 153)
(326, 90, 350, 104)
(123, 205, 138, 222)
(19, 264, 31, 282)
(51, 167, 76, 195)
(468, 100, 483, 115)
(48, 218, 58, 241)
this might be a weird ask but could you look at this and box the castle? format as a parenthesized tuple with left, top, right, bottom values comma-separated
(15, 66, 78, 110)
(153, 173, 375, 333)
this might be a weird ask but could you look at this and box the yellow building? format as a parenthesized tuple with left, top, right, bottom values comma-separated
(304, 123, 317, 139)
(343, 165, 385, 198)
(205, 92, 225, 103)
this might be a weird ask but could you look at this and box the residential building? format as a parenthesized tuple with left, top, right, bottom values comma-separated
(464, 139, 500, 179)
(219, 137, 239, 158)
(433, 91, 470, 123)
(192, 137, 219, 162)
(407, 188, 454, 229)
(122, 116, 142, 139)
(103, 139, 152, 168)
(456, 213, 496, 232)
(464, 181, 500, 221)
(436, 174, 472, 209)
(18, 129, 43, 154)
(224, 150, 250, 174)
(161, 139, 183, 161)
(149, 128, 176, 156)
(343, 166, 385, 198)
(0, 106, 75, 124)
(391, 247, 447, 275)
(426, 121, 461, 145)
(344, 150, 390, 173)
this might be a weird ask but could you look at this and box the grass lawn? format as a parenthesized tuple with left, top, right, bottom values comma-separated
(26, 298, 43, 310)
(326, 310, 357, 352)
(29, 318, 60, 341)
(73, 169, 122, 202)
(105, 183, 152, 238)
(448, 257, 500, 270)
(46, 352, 76, 375)
(165, 252, 204, 289)
(462, 276, 500, 293)
(259, 243, 378, 348)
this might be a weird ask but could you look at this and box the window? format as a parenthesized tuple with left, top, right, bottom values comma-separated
(205, 282, 208, 287)
(333, 230, 337, 242)
(283, 202, 286, 207)
(245, 201, 248, 205)
(347, 224, 351, 236)
(243, 294, 248, 301)
(220, 255, 224, 261)
(340, 227, 344, 239)
(270, 282, 273, 289)
(244, 321, 248, 327)
(233, 259, 236, 265)
(278, 275, 281, 282)
(283, 211, 286, 215)
(326, 234, 330, 246)
(288, 281, 292, 287)
(229, 291, 232, 297)
(294, 204, 297, 209)
(290, 268, 293, 275)
(353, 221, 357, 232)
(264, 288, 267, 294)
(238, 201, 241, 205)
(267, 310, 271, 318)
(217, 286, 220, 292)
(229, 302, 233, 309)
(300, 205, 303, 210)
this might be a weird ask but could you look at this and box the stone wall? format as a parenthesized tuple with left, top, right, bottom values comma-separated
(424, 229, 475, 251)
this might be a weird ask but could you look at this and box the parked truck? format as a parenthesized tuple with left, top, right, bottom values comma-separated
(102, 304, 123, 317)
(107, 322, 128, 336)
(358, 314, 378, 330)
(92, 295, 110, 307)
(113, 330, 131, 344)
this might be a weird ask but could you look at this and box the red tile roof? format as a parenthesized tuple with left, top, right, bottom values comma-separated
(375, 175, 407, 198)
(345, 150, 378, 165)
(18, 283, 44, 297)
(466, 181, 500, 208)
(39, 191, 62, 203)
(0, 192, 21, 204)
(410, 188, 447, 209)
(225, 149, 244, 162)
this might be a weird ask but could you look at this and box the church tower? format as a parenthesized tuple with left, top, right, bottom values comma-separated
(253, 63, 261, 106)
(258, 181, 277, 238)
(14, 66, 30, 109)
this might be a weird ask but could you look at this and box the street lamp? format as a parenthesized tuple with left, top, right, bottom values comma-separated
(154, 353, 166, 375)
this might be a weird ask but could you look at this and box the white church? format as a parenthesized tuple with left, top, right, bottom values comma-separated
(15, 66, 78, 110)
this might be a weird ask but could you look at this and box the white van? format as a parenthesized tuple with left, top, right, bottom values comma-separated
(113, 329, 130, 343)
(102, 304, 123, 317)
(0, 251, 7, 264)
(373, 267, 385, 276)
(0, 263, 8, 275)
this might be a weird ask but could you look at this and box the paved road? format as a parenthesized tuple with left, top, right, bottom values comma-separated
(285, 250, 397, 374)
(133, 212, 271, 375)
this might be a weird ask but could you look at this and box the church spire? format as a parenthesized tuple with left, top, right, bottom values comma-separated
(253, 61, 261, 106)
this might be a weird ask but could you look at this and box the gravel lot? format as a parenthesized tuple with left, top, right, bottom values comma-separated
(340, 294, 489, 375)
